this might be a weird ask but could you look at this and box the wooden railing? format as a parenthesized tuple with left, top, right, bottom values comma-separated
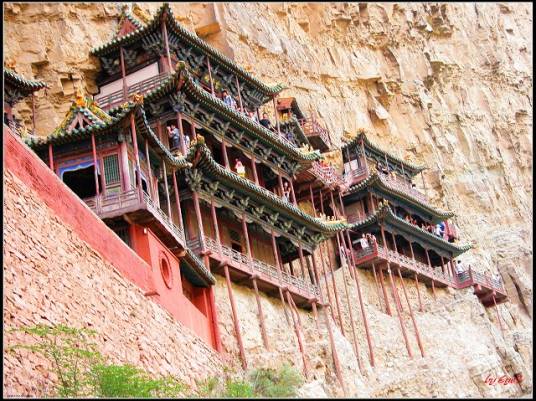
(299, 117, 331, 147)
(200, 235, 320, 299)
(95, 72, 172, 110)
(381, 173, 427, 203)
(310, 161, 343, 187)
(459, 267, 505, 293)
(84, 188, 184, 244)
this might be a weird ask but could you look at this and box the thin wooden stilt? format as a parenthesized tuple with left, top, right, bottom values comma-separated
(379, 266, 392, 315)
(223, 264, 247, 369)
(252, 277, 270, 350)
(371, 263, 383, 310)
(271, 231, 290, 324)
(285, 290, 310, 379)
(397, 268, 425, 357)
(415, 273, 424, 312)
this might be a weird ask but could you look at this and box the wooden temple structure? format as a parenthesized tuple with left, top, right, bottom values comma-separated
(3, 2, 509, 392)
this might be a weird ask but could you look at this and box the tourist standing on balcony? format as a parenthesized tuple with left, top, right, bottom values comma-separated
(358, 233, 370, 250)
(183, 132, 191, 151)
(434, 224, 443, 237)
(234, 158, 246, 178)
(247, 109, 259, 122)
(259, 112, 273, 130)
(282, 181, 291, 202)
(167, 124, 180, 151)
(456, 260, 465, 275)
(222, 89, 237, 109)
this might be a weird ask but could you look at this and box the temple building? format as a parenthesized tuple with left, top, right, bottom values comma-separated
(3, 2, 509, 391)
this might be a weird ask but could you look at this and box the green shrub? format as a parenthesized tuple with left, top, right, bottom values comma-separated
(223, 379, 255, 398)
(250, 364, 303, 397)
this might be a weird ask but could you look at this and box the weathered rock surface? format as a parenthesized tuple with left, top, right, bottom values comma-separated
(3, 2, 532, 398)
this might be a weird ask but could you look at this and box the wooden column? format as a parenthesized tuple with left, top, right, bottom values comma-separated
(90, 133, 100, 196)
(285, 290, 310, 380)
(176, 113, 187, 156)
(144, 139, 154, 199)
(241, 214, 252, 261)
(207, 56, 215, 96)
(390, 232, 404, 312)
(221, 139, 230, 169)
(272, 95, 281, 137)
(162, 159, 172, 219)
(172, 170, 184, 232)
(344, 230, 356, 280)
(161, 16, 173, 72)
(119, 47, 128, 100)
(414, 273, 424, 312)
(369, 192, 376, 213)
(289, 179, 297, 206)
(297, 245, 307, 279)
(252, 277, 270, 350)
(380, 223, 413, 358)
(425, 248, 436, 299)
(397, 268, 425, 357)
(360, 137, 369, 175)
(309, 184, 317, 217)
(235, 76, 244, 112)
(324, 241, 344, 336)
(207, 286, 222, 353)
(440, 256, 447, 278)
(223, 264, 247, 369)
(371, 263, 383, 309)
(271, 231, 290, 323)
(321, 299, 346, 394)
(31, 92, 36, 132)
(277, 173, 284, 198)
(318, 243, 336, 322)
(378, 266, 392, 315)
(48, 144, 54, 171)
(130, 114, 143, 196)
(192, 192, 205, 249)
(449, 257, 458, 284)
(330, 190, 339, 218)
(210, 198, 222, 254)
(251, 156, 259, 185)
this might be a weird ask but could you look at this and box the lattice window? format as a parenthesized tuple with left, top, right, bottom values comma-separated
(103, 154, 120, 186)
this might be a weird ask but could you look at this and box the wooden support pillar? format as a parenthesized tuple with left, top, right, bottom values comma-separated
(390, 232, 404, 312)
(360, 136, 369, 175)
(207, 56, 215, 96)
(321, 300, 346, 395)
(324, 241, 345, 336)
(162, 159, 172, 219)
(221, 138, 230, 169)
(369, 192, 376, 213)
(251, 156, 259, 186)
(414, 273, 424, 312)
(371, 263, 383, 310)
(339, 245, 363, 371)
(31, 92, 36, 132)
(297, 245, 307, 279)
(380, 223, 413, 358)
(171, 170, 184, 232)
(272, 95, 281, 137)
(397, 268, 425, 357)
(90, 133, 100, 196)
(176, 113, 187, 156)
(242, 214, 252, 261)
(48, 144, 54, 171)
(440, 256, 447, 278)
(318, 244, 336, 322)
(309, 184, 317, 217)
(119, 47, 128, 100)
(378, 266, 392, 316)
(271, 230, 290, 324)
(207, 285, 222, 353)
(285, 290, 310, 379)
(223, 264, 247, 369)
(161, 15, 173, 72)
(252, 277, 270, 350)
(130, 114, 143, 197)
(289, 178, 297, 206)
(449, 257, 457, 284)
(277, 173, 284, 198)
(192, 192, 205, 249)
(145, 139, 154, 199)
(235, 76, 244, 113)
(425, 248, 436, 299)
(311, 300, 320, 331)
(343, 230, 356, 280)
(210, 198, 222, 255)
(330, 190, 339, 218)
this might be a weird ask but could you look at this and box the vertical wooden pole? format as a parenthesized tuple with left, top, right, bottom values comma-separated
(210, 198, 222, 254)
(389, 232, 404, 312)
(321, 300, 346, 395)
(371, 263, 383, 310)
(130, 114, 143, 196)
(318, 243, 336, 322)
(251, 156, 259, 185)
(207, 286, 222, 352)
(414, 273, 424, 312)
(242, 214, 252, 261)
(172, 169, 184, 232)
(235, 76, 244, 113)
(360, 136, 369, 176)
(271, 230, 290, 324)
(285, 291, 310, 380)
(176, 113, 187, 156)
(325, 240, 344, 335)
(378, 266, 392, 316)
(425, 248, 436, 299)
(223, 264, 247, 369)
(221, 139, 230, 169)
(161, 15, 173, 72)
(145, 139, 153, 199)
(369, 192, 376, 213)
(207, 56, 215, 96)
(31, 92, 36, 132)
(277, 173, 284, 197)
(252, 277, 270, 350)
(297, 245, 307, 279)
(309, 184, 317, 217)
(192, 192, 205, 248)
(162, 159, 172, 219)
(119, 47, 128, 100)
(397, 268, 425, 357)
(289, 179, 297, 206)
(90, 133, 100, 196)
(272, 95, 281, 136)
(380, 223, 413, 358)
(440, 256, 447, 278)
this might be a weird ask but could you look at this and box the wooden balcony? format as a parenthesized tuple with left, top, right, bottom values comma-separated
(343, 164, 368, 187)
(381, 173, 427, 203)
(457, 268, 508, 306)
(95, 73, 172, 110)
(299, 117, 331, 151)
(351, 242, 454, 288)
(309, 161, 344, 189)
(188, 235, 320, 309)
(84, 188, 186, 254)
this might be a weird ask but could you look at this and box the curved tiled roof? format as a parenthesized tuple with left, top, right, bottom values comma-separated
(91, 3, 284, 97)
(4, 68, 47, 91)
(183, 246, 215, 286)
(345, 172, 454, 221)
(349, 202, 471, 257)
(143, 62, 321, 165)
(187, 139, 349, 234)
(342, 130, 425, 176)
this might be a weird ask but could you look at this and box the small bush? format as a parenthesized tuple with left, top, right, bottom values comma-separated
(250, 364, 303, 397)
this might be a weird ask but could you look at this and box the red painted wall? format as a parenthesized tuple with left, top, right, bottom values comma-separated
(3, 128, 217, 350)
(130, 224, 216, 347)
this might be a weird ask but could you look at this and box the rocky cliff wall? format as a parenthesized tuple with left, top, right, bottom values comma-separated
(3, 2, 533, 397)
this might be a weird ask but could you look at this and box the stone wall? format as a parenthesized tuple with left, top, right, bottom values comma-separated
(2, 133, 223, 397)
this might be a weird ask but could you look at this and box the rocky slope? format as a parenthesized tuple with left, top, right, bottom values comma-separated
(4, 2, 532, 397)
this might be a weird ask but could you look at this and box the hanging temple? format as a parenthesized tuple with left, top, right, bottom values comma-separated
(3, 2, 508, 387)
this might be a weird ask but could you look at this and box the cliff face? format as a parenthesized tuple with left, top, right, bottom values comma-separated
(3, 2, 533, 397)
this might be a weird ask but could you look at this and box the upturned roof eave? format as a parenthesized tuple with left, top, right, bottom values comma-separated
(4, 68, 47, 91)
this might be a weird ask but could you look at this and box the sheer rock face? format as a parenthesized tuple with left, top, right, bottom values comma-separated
(3, 2, 532, 398)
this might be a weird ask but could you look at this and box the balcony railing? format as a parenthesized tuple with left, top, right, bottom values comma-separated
(200, 235, 320, 299)
(95, 72, 172, 110)
(310, 161, 343, 187)
(84, 188, 185, 244)
(299, 117, 331, 147)
(381, 173, 427, 203)
(458, 267, 505, 294)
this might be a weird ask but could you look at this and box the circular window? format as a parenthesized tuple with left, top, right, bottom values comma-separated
(160, 254, 172, 289)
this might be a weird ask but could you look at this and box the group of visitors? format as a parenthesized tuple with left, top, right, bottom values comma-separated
(357, 233, 377, 251)
(166, 123, 190, 153)
(404, 214, 447, 239)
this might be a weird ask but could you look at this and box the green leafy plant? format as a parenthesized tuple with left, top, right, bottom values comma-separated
(223, 379, 255, 398)
(249, 364, 303, 397)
